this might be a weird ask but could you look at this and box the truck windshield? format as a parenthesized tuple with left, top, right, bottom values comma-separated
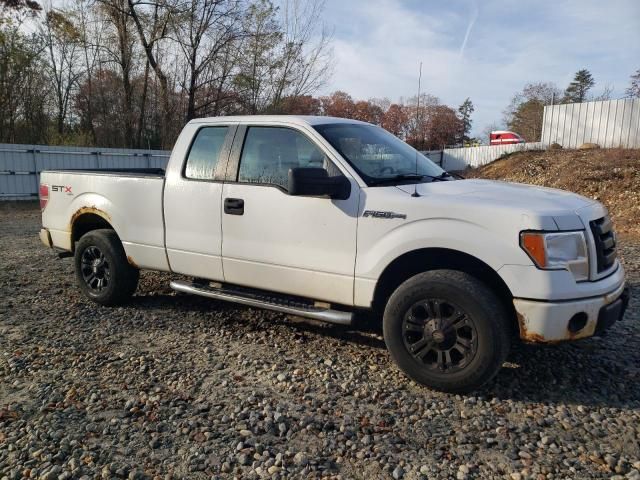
(313, 123, 445, 186)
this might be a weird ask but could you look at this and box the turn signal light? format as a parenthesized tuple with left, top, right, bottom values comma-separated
(520, 232, 546, 267)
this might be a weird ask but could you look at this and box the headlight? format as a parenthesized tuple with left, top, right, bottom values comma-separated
(520, 231, 589, 281)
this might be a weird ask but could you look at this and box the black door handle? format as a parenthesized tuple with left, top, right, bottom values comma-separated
(224, 198, 244, 215)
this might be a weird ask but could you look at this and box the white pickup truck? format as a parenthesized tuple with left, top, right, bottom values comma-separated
(39, 115, 629, 392)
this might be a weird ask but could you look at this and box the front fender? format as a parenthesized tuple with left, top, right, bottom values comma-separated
(353, 218, 532, 307)
(356, 218, 531, 279)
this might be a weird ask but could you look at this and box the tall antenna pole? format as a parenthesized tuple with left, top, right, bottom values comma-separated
(412, 62, 423, 197)
(416, 61, 422, 151)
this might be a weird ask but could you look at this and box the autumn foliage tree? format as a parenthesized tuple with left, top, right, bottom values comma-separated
(381, 104, 408, 137)
(277, 95, 321, 114)
(424, 105, 464, 150)
(319, 90, 355, 118)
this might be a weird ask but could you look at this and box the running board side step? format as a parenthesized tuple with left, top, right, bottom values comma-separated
(170, 280, 353, 326)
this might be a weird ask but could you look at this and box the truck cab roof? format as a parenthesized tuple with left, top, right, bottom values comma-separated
(188, 115, 372, 127)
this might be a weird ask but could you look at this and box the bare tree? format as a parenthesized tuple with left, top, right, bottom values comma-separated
(404, 93, 439, 148)
(170, 0, 242, 120)
(127, 0, 174, 147)
(95, 0, 140, 145)
(69, 0, 106, 144)
(591, 84, 613, 101)
(41, 6, 84, 138)
(269, 0, 332, 110)
(482, 122, 502, 143)
(1, 0, 41, 12)
(2, 0, 336, 147)
(234, 0, 281, 113)
(503, 82, 560, 141)
(0, 18, 49, 143)
(369, 97, 391, 112)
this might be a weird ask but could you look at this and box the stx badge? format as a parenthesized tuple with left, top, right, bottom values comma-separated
(363, 210, 406, 220)
(51, 185, 72, 194)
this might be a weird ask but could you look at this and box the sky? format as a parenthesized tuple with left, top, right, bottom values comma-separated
(317, 0, 640, 138)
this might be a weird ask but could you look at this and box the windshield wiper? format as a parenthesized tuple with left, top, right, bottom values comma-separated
(368, 173, 426, 186)
(368, 173, 455, 186)
(435, 171, 465, 180)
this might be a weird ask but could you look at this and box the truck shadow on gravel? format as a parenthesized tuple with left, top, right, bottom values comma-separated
(129, 282, 639, 410)
(484, 340, 640, 409)
(128, 293, 389, 351)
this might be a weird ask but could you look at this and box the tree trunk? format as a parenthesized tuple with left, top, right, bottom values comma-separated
(136, 58, 150, 148)
(186, 55, 197, 121)
(128, 0, 172, 149)
(122, 72, 134, 147)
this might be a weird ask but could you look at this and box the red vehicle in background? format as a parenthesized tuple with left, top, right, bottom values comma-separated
(490, 130, 525, 145)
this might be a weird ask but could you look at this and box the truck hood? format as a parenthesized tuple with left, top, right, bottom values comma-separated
(392, 178, 601, 231)
(395, 179, 596, 215)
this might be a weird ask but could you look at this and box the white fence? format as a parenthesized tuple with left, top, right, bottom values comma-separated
(0, 143, 170, 200)
(541, 98, 640, 148)
(424, 142, 544, 171)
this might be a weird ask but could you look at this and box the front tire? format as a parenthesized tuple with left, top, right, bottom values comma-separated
(74, 229, 139, 306)
(383, 270, 510, 393)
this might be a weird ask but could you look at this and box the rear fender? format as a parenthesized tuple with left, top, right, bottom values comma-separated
(67, 193, 121, 236)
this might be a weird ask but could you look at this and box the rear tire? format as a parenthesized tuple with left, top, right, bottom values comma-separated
(74, 229, 139, 306)
(383, 270, 510, 393)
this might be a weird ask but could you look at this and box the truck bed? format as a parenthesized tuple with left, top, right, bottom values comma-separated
(40, 169, 169, 271)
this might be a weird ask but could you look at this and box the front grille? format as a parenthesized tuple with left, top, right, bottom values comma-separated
(590, 216, 617, 273)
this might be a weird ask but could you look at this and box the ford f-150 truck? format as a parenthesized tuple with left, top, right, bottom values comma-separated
(39, 116, 629, 393)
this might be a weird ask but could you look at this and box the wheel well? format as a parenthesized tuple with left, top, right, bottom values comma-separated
(372, 248, 517, 332)
(71, 213, 114, 249)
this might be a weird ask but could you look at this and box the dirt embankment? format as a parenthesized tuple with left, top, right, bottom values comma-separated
(466, 148, 640, 236)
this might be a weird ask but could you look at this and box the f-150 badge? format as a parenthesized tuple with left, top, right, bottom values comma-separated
(363, 210, 406, 220)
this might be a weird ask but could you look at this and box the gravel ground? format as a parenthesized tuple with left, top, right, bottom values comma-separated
(1, 203, 639, 480)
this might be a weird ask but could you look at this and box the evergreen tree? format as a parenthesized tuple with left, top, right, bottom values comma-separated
(564, 69, 595, 103)
(626, 69, 640, 98)
(457, 97, 474, 143)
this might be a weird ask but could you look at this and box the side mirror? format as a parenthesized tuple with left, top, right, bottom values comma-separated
(288, 168, 351, 200)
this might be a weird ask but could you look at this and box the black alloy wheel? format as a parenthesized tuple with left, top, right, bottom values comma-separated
(402, 298, 478, 373)
(383, 270, 511, 393)
(80, 245, 111, 292)
(74, 229, 139, 305)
